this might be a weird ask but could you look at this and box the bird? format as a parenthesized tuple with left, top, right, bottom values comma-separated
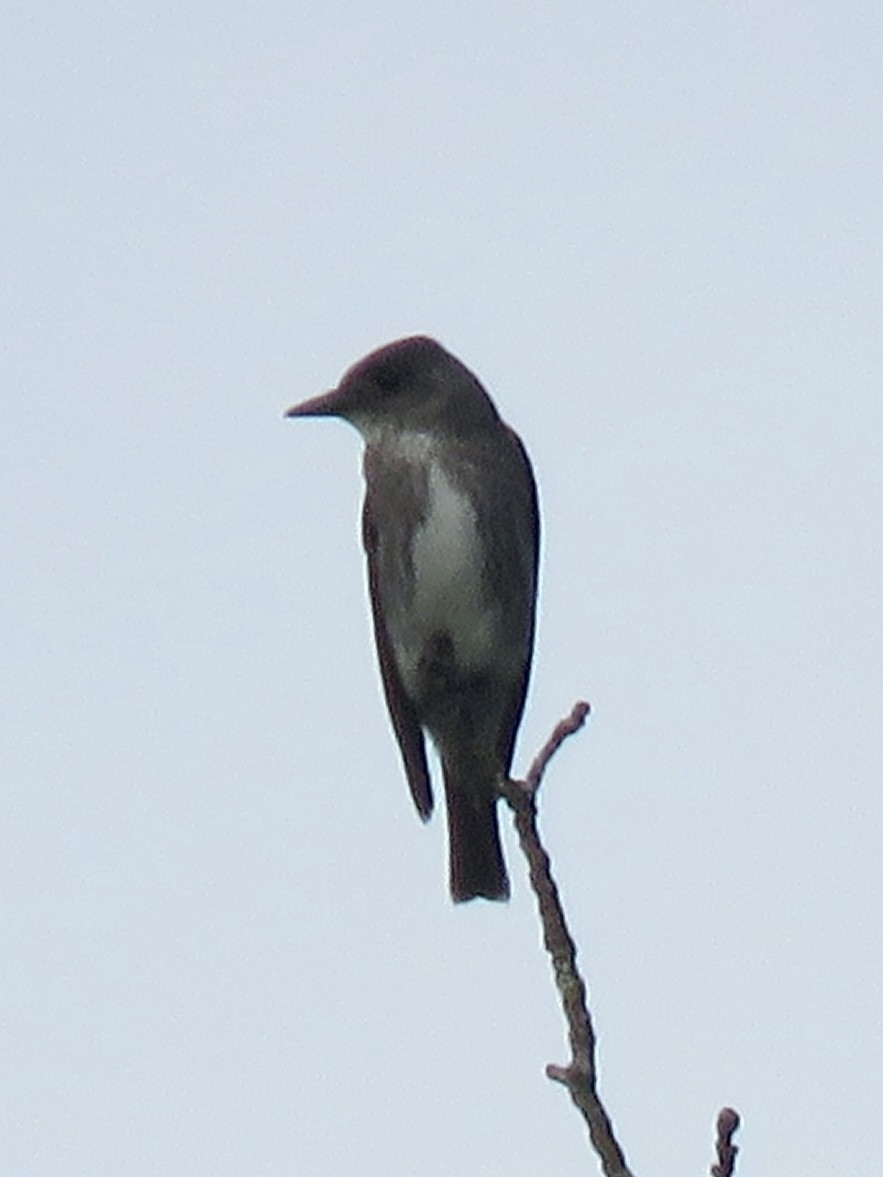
(285, 336, 539, 901)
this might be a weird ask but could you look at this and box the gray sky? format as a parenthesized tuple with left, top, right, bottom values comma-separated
(3, 2, 882, 1174)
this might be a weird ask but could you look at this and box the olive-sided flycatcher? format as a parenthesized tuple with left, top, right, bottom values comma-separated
(285, 336, 539, 902)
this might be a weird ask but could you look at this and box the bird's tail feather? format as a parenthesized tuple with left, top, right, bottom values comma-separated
(443, 770, 509, 903)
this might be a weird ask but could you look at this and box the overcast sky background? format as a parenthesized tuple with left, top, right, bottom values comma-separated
(3, 2, 882, 1175)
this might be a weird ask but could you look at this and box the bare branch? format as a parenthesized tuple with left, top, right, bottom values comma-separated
(504, 701, 742, 1177)
(710, 1107, 741, 1177)
(502, 701, 636, 1177)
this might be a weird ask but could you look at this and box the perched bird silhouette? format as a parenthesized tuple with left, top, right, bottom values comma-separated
(286, 336, 539, 901)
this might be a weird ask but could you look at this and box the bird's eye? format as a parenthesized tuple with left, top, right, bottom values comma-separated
(373, 366, 401, 393)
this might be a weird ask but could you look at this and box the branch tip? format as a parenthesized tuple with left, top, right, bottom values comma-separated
(710, 1106, 741, 1177)
(525, 698, 591, 793)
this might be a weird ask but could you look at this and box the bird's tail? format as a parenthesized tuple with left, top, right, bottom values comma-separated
(442, 765, 509, 903)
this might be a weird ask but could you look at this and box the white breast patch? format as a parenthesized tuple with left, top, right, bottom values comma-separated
(407, 457, 497, 674)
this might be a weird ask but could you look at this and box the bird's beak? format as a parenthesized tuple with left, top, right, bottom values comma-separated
(284, 386, 346, 419)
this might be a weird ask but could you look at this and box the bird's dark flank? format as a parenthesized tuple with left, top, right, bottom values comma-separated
(286, 336, 539, 902)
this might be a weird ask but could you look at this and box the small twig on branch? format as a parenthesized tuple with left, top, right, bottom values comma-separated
(502, 701, 636, 1177)
(710, 1107, 741, 1177)
(525, 700, 592, 792)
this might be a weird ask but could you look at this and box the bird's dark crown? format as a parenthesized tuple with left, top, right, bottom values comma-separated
(336, 336, 500, 433)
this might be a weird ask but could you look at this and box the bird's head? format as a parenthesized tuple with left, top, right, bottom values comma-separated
(285, 336, 499, 438)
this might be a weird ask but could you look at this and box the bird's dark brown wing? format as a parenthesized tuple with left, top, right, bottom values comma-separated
(492, 426, 541, 773)
(361, 493, 433, 820)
